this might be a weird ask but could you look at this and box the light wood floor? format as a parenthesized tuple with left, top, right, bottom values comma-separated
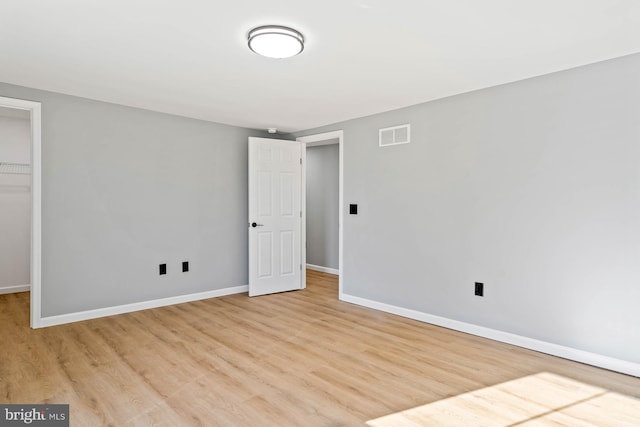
(1, 271, 639, 426)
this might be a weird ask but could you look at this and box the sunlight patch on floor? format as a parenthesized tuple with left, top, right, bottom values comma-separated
(367, 372, 640, 426)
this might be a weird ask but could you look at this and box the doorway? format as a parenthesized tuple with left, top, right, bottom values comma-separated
(0, 106, 31, 295)
(0, 96, 42, 328)
(298, 131, 344, 298)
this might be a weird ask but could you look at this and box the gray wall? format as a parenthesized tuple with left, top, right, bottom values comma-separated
(0, 83, 263, 317)
(0, 115, 30, 163)
(0, 116, 31, 288)
(292, 53, 640, 365)
(306, 143, 339, 269)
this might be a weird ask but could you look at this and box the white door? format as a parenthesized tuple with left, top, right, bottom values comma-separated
(248, 137, 303, 296)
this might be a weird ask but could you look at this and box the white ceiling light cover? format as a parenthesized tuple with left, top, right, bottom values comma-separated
(248, 25, 304, 59)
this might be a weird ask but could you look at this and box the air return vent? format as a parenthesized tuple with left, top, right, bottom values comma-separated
(379, 124, 410, 147)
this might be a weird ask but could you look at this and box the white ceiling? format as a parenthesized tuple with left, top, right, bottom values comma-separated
(1, 1, 639, 132)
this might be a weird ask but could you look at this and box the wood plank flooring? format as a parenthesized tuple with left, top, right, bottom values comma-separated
(1, 270, 639, 426)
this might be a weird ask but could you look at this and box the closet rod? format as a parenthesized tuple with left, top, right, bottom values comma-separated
(0, 162, 31, 175)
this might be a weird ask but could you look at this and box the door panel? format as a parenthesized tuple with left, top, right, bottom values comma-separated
(280, 230, 294, 275)
(257, 231, 273, 278)
(249, 137, 302, 296)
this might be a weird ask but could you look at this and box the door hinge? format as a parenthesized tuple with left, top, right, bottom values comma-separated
(300, 211, 302, 218)
(300, 264, 302, 270)
(300, 158, 302, 164)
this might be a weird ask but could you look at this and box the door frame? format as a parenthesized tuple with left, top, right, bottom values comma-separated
(297, 130, 344, 298)
(0, 96, 42, 328)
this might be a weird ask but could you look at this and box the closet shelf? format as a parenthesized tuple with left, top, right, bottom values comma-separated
(0, 162, 31, 175)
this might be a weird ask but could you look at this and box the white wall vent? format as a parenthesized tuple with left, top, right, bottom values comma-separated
(379, 124, 410, 147)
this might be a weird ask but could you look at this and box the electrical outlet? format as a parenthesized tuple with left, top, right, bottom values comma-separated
(475, 282, 484, 297)
(182, 261, 189, 272)
(159, 264, 167, 275)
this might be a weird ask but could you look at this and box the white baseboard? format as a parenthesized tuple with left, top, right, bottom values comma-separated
(37, 285, 248, 328)
(340, 293, 640, 378)
(306, 264, 339, 275)
(0, 284, 30, 295)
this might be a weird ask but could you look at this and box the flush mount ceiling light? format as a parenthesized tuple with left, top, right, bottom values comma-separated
(248, 25, 304, 59)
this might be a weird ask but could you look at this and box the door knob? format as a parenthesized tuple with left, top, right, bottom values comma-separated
(251, 222, 264, 228)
